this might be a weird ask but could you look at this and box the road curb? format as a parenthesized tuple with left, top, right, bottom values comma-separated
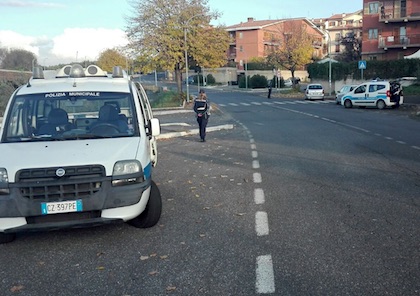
(157, 124, 234, 140)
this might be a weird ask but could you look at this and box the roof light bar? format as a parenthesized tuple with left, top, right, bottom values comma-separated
(70, 64, 85, 78)
(112, 66, 124, 78)
(32, 66, 45, 79)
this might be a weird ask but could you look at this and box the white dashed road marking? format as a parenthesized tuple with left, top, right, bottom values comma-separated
(256, 255, 276, 294)
(252, 160, 260, 169)
(254, 188, 265, 204)
(255, 211, 269, 236)
(233, 118, 275, 294)
(253, 172, 262, 183)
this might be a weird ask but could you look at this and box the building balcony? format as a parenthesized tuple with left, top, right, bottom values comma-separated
(263, 39, 281, 46)
(378, 34, 420, 49)
(312, 41, 323, 49)
(379, 8, 420, 23)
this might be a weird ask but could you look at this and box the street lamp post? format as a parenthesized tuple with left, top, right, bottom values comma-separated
(184, 14, 204, 103)
(184, 27, 190, 102)
(325, 29, 332, 96)
(237, 47, 248, 89)
(245, 58, 248, 90)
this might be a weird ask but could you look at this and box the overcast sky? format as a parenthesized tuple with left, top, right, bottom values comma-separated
(0, 0, 361, 66)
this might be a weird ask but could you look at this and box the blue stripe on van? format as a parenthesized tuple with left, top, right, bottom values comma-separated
(144, 162, 152, 179)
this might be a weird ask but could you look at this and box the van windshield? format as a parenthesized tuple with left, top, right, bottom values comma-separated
(3, 91, 139, 142)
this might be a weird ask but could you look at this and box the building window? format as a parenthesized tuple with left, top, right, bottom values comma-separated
(368, 55, 377, 60)
(368, 2, 379, 14)
(335, 33, 341, 41)
(368, 29, 378, 39)
(239, 32, 243, 39)
(335, 44, 340, 53)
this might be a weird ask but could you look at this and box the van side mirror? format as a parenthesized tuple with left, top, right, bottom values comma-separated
(148, 118, 160, 137)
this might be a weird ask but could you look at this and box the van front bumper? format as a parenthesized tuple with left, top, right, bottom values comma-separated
(0, 179, 151, 233)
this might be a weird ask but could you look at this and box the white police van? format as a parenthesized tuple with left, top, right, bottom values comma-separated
(0, 64, 161, 243)
(341, 80, 403, 109)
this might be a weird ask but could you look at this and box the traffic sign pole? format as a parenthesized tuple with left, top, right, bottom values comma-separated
(358, 60, 366, 81)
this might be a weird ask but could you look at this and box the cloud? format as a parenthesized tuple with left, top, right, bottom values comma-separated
(0, 0, 66, 8)
(52, 28, 128, 62)
(0, 28, 128, 66)
(0, 30, 40, 55)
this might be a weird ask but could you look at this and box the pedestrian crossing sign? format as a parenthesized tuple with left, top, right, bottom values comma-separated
(358, 60, 367, 70)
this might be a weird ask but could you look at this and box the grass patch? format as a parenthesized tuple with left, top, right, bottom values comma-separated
(147, 89, 184, 109)
(402, 83, 420, 95)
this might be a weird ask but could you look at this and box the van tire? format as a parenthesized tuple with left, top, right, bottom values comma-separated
(344, 99, 352, 108)
(0, 232, 16, 244)
(128, 180, 162, 228)
(377, 100, 386, 109)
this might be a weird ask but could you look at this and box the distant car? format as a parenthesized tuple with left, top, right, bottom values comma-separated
(335, 84, 358, 104)
(305, 84, 324, 100)
(184, 76, 194, 84)
(284, 77, 301, 87)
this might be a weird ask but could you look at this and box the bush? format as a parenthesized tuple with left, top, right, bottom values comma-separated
(307, 59, 420, 80)
(147, 89, 183, 108)
(206, 74, 216, 85)
(238, 75, 249, 88)
(249, 74, 268, 88)
(0, 79, 27, 116)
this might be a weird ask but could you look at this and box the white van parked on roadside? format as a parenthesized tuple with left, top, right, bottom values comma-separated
(341, 80, 403, 109)
(0, 64, 161, 243)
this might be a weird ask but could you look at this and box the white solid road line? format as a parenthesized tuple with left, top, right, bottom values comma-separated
(160, 122, 191, 127)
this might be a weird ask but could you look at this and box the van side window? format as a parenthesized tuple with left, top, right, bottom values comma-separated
(354, 85, 366, 94)
(369, 84, 386, 92)
(369, 85, 378, 92)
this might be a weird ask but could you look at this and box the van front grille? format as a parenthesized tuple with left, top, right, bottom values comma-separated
(16, 165, 105, 202)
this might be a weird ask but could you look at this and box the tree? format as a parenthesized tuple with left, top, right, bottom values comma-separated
(337, 32, 362, 62)
(0, 45, 7, 67)
(1, 48, 36, 71)
(126, 0, 229, 97)
(266, 20, 314, 87)
(97, 48, 127, 73)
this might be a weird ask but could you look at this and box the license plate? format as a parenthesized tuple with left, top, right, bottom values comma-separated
(41, 200, 83, 215)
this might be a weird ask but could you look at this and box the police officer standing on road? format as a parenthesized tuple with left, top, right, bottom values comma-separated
(193, 89, 210, 142)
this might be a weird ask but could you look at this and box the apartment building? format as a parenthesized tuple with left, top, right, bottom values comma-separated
(225, 17, 325, 70)
(362, 0, 420, 60)
(312, 10, 363, 60)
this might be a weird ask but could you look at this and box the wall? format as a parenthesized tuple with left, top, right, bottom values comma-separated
(197, 68, 310, 85)
(0, 69, 32, 82)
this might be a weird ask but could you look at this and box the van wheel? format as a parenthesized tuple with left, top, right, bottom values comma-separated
(0, 232, 16, 244)
(344, 99, 352, 108)
(377, 100, 386, 109)
(128, 181, 162, 228)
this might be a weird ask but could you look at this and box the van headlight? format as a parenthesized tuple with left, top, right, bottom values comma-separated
(112, 160, 144, 186)
(0, 168, 10, 194)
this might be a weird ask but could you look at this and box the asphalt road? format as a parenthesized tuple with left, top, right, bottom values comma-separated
(0, 89, 419, 295)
